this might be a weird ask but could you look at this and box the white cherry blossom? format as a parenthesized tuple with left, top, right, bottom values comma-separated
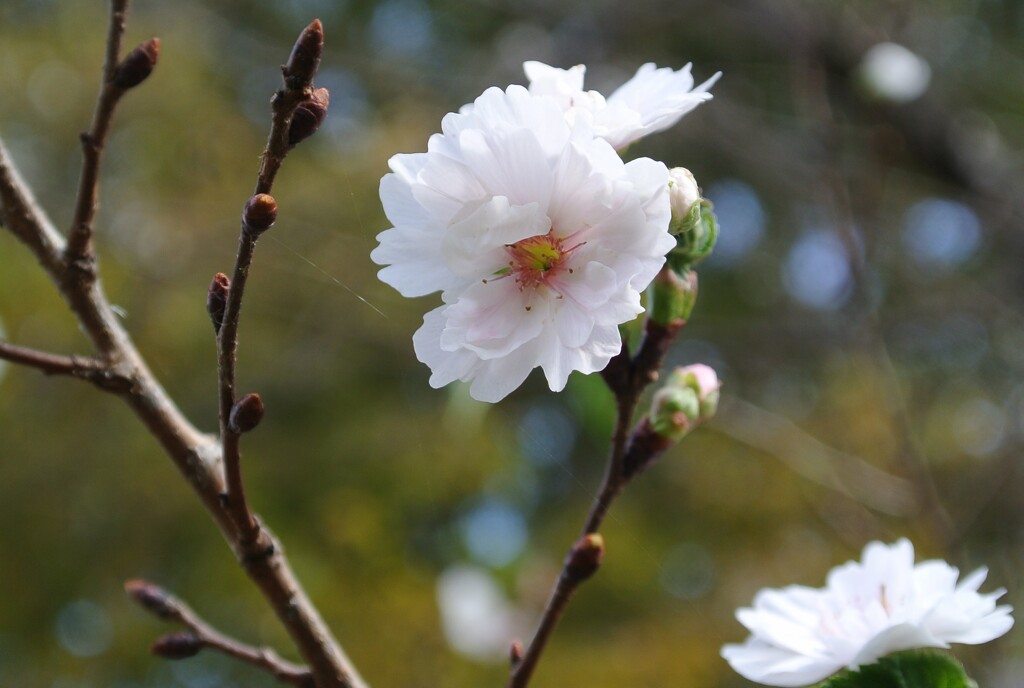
(373, 85, 675, 402)
(721, 539, 1013, 687)
(524, 60, 721, 150)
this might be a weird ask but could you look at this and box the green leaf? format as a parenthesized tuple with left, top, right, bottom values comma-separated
(819, 651, 975, 688)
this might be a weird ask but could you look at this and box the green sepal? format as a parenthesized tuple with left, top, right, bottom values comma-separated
(819, 651, 976, 688)
(667, 200, 718, 272)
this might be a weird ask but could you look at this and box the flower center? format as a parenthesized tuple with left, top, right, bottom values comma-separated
(501, 232, 581, 291)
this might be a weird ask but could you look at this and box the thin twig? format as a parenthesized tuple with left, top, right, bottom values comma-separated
(218, 231, 260, 541)
(509, 317, 683, 688)
(0, 340, 107, 378)
(126, 580, 314, 687)
(66, 0, 131, 267)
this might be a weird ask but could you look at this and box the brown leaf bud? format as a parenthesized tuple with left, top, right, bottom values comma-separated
(564, 533, 605, 584)
(229, 393, 265, 433)
(509, 640, 524, 666)
(124, 578, 177, 620)
(207, 273, 230, 334)
(243, 194, 278, 235)
(114, 38, 160, 89)
(151, 632, 203, 660)
(288, 88, 330, 146)
(283, 19, 324, 90)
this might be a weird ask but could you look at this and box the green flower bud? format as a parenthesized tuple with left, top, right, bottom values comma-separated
(668, 200, 718, 273)
(650, 385, 700, 441)
(648, 267, 698, 326)
(650, 364, 721, 441)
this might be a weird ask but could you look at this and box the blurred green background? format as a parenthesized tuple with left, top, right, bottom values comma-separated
(1, 0, 1023, 686)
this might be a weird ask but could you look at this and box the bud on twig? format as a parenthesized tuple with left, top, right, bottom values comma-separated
(229, 393, 265, 433)
(649, 268, 698, 327)
(564, 533, 605, 584)
(113, 38, 160, 89)
(510, 640, 524, 666)
(649, 364, 721, 442)
(622, 364, 722, 479)
(667, 174, 719, 273)
(288, 88, 330, 146)
(124, 578, 177, 620)
(282, 19, 324, 90)
(668, 167, 701, 223)
(207, 273, 230, 334)
(242, 194, 278, 235)
(151, 632, 203, 660)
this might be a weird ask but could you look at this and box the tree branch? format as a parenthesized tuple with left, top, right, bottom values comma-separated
(0, 14, 363, 688)
(126, 579, 314, 687)
(0, 137, 66, 275)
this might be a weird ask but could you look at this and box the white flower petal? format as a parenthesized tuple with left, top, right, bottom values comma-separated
(524, 60, 718, 149)
(722, 639, 839, 688)
(442, 196, 550, 278)
(723, 540, 1014, 686)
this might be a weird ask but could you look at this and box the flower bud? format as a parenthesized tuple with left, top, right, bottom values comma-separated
(242, 194, 278, 235)
(283, 19, 324, 90)
(649, 268, 698, 327)
(229, 393, 265, 433)
(650, 385, 700, 442)
(668, 167, 701, 222)
(113, 38, 160, 90)
(288, 88, 330, 146)
(206, 273, 230, 334)
(564, 533, 605, 584)
(151, 632, 203, 660)
(510, 640, 524, 665)
(124, 578, 176, 620)
(667, 198, 718, 272)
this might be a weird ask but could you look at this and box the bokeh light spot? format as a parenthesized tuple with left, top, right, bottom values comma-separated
(704, 179, 765, 268)
(902, 198, 981, 269)
(782, 231, 852, 310)
(55, 600, 112, 658)
(459, 499, 528, 568)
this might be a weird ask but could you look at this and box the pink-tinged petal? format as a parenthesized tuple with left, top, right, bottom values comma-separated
(440, 279, 544, 360)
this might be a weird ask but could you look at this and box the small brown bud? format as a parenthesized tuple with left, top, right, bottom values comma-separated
(207, 273, 230, 334)
(151, 632, 203, 660)
(288, 88, 329, 146)
(114, 38, 160, 89)
(124, 579, 176, 620)
(229, 393, 265, 433)
(564, 533, 605, 583)
(243, 194, 278, 235)
(509, 640, 524, 666)
(283, 19, 324, 90)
